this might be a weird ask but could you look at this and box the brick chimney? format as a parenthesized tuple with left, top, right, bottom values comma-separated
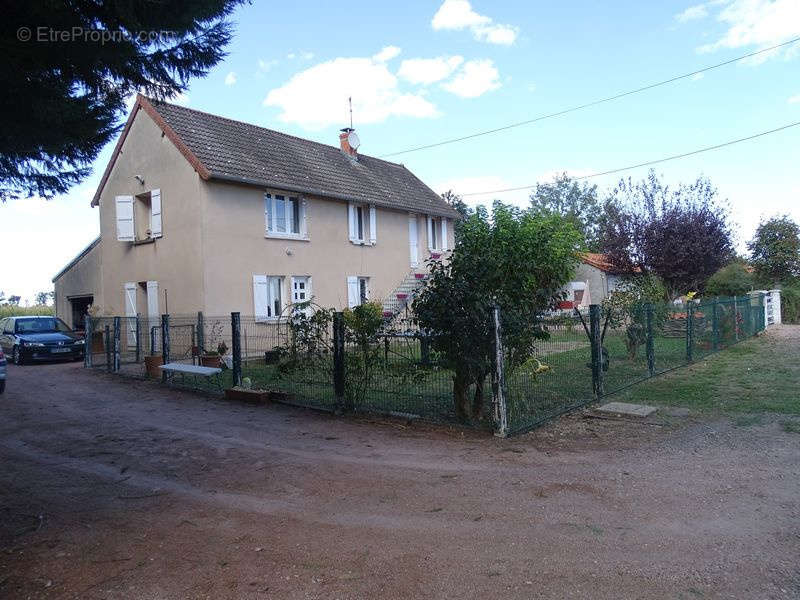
(339, 128, 358, 158)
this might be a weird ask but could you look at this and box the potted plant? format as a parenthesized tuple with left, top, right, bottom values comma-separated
(144, 353, 164, 378)
(201, 341, 227, 368)
(224, 377, 271, 404)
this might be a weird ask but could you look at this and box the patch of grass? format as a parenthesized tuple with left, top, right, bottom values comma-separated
(780, 420, 800, 434)
(733, 414, 763, 427)
(613, 333, 800, 416)
(0, 304, 53, 318)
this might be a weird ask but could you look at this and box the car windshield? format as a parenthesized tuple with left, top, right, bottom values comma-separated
(15, 318, 71, 334)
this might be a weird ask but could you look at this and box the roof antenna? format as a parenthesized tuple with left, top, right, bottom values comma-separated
(349, 96, 353, 130)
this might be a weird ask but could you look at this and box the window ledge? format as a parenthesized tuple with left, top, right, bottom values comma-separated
(132, 238, 156, 246)
(265, 233, 309, 242)
(349, 239, 376, 246)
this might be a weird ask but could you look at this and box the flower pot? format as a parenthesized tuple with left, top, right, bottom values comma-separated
(225, 387, 270, 404)
(200, 354, 222, 368)
(91, 331, 105, 353)
(144, 355, 163, 378)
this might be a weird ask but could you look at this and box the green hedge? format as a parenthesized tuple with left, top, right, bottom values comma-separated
(782, 284, 800, 324)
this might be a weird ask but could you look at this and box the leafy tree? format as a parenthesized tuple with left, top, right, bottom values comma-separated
(413, 202, 582, 422)
(1, 0, 245, 200)
(440, 189, 470, 219)
(35, 291, 54, 306)
(602, 274, 667, 359)
(705, 263, 755, 297)
(529, 173, 602, 250)
(7, 296, 21, 306)
(747, 216, 800, 286)
(599, 171, 734, 300)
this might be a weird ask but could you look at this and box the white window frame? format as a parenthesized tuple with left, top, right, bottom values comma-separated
(348, 202, 376, 245)
(253, 275, 285, 322)
(426, 215, 448, 252)
(347, 276, 370, 308)
(291, 276, 312, 304)
(265, 192, 307, 240)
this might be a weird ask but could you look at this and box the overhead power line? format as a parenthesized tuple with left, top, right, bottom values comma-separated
(380, 36, 800, 158)
(458, 120, 800, 197)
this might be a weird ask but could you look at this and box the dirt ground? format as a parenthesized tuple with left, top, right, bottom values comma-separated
(1, 344, 798, 599)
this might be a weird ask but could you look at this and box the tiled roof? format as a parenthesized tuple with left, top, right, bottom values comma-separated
(581, 252, 639, 274)
(142, 97, 459, 218)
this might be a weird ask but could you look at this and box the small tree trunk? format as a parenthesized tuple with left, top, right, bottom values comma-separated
(452, 371, 470, 421)
(470, 375, 486, 421)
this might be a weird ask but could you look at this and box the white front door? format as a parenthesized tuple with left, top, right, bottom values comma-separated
(292, 276, 310, 303)
(408, 214, 418, 267)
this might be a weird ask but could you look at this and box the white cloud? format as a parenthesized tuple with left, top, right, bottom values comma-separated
(691, 72, 705, 81)
(300, 51, 314, 60)
(788, 94, 800, 104)
(398, 56, 464, 84)
(373, 46, 402, 62)
(287, 52, 296, 60)
(676, 4, 709, 22)
(264, 50, 439, 130)
(258, 58, 278, 72)
(224, 71, 237, 86)
(441, 59, 501, 98)
(431, 0, 518, 45)
(695, 0, 800, 62)
(171, 92, 190, 106)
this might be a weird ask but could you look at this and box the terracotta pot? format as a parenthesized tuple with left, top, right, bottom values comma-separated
(91, 331, 105, 353)
(224, 388, 270, 404)
(144, 355, 163, 378)
(200, 354, 222, 368)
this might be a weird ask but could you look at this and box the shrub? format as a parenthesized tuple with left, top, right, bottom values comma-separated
(781, 283, 800, 324)
(705, 263, 754, 297)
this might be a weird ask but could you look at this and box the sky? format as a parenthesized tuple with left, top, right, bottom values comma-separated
(2, 0, 799, 303)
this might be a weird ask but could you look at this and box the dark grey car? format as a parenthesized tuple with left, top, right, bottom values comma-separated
(0, 316, 85, 365)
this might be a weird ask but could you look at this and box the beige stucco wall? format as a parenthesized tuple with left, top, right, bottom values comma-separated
(53, 240, 102, 328)
(200, 180, 454, 315)
(96, 109, 204, 317)
(573, 263, 610, 305)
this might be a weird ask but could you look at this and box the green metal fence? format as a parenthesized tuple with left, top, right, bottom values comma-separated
(86, 294, 767, 436)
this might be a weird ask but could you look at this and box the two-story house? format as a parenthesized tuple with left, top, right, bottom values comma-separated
(53, 95, 459, 328)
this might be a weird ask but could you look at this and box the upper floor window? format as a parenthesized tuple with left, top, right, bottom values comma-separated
(427, 215, 448, 252)
(115, 189, 162, 242)
(265, 192, 306, 238)
(348, 202, 376, 245)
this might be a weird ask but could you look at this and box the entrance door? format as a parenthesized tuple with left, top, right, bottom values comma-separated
(124, 283, 137, 348)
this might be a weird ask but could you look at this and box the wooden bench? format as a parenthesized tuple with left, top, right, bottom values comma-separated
(159, 362, 223, 389)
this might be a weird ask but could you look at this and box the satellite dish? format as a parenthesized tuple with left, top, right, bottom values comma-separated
(347, 130, 361, 150)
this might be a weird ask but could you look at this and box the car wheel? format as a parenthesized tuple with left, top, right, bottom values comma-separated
(12, 345, 23, 365)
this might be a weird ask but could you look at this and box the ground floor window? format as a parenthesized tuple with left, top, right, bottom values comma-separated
(347, 276, 370, 308)
(253, 275, 284, 320)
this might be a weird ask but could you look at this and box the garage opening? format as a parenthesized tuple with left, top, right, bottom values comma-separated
(69, 295, 94, 333)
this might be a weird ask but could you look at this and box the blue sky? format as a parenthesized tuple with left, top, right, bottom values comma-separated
(2, 0, 799, 302)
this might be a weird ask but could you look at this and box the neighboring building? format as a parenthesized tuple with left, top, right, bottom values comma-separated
(52, 237, 101, 331)
(559, 253, 635, 310)
(53, 95, 459, 325)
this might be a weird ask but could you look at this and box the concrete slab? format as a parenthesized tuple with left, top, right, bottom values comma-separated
(596, 402, 658, 418)
(664, 407, 690, 418)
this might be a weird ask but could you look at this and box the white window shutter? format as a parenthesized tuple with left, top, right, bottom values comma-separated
(408, 213, 419, 267)
(115, 195, 135, 241)
(299, 198, 307, 237)
(348, 203, 356, 240)
(426, 215, 433, 250)
(441, 218, 448, 251)
(369, 205, 377, 245)
(264, 193, 272, 233)
(253, 275, 269, 322)
(150, 189, 162, 238)
(146, 281, 159, 318)
(124, 283, 137, 348)
(347, 276, 359, 308)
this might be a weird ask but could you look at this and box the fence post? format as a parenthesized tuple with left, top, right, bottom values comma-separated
(589, 304, 604, 398)
(196, 311, 204, 353)
(104, 325, 111, 373)
(491, 305, 509, 438)
(112, 316, 121, 372)
(231, 312, 242, 387)
(686, 303, 694, 363)
(161, 314, 170, 383)
(135, 315, 141, 363)
(84, 316, 93, 368)
(733, 296, 739, 343)
(645, 304, 655, 377)
(420, 334, 430, 366)
(332, 311, 345, 409)
(712, 298, 719, 351)
(150, 322, 156, 355)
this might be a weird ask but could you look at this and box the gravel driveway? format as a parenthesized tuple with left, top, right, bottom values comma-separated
(0, 361, 798, 599)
